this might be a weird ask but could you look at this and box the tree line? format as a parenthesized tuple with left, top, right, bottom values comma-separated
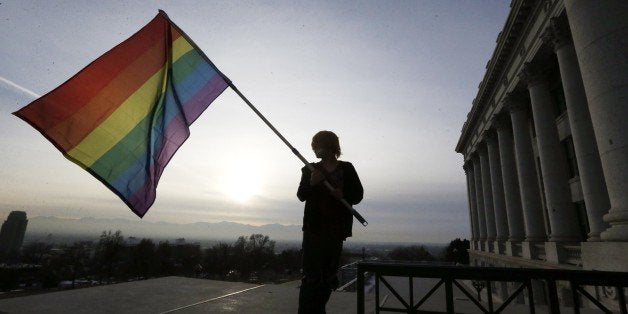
(2, 231, 469, 293)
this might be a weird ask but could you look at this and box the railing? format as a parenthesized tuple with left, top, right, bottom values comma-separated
(512, 243, 523, 257)
(562, 245, 582, 266)
(533, 243, 546, 261)
(356, 261, 628, 314)
(337, 261, 360, 292)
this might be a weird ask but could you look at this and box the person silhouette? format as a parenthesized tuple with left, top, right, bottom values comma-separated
(297, 130, 364, 314)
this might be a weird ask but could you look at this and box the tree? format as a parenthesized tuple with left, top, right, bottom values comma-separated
(274, 248, 302, 275)
(172, 243, 202, 277)
(231, 234, 276, 277)
(59, 241, 93, 288)
(155, 241, 174, 276)
(388, 245, 435, 262)
(94, 230, 125, 283)
(20, 242, 53, 264)
(129, 239, 156, 279)
(204, 242, 233, 276)
(442, 238, 470, 265)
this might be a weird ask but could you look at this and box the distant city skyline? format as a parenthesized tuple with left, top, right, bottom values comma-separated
(0, 1, 511, 243)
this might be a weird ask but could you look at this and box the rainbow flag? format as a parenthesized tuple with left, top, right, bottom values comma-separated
(13, 11, 229, 217)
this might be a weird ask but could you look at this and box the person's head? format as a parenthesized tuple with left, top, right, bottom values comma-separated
(311, 130, 341, 159)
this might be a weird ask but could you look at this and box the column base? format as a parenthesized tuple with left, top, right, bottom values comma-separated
(549, 235, 582, 242)
(505, 241, 515, 256)
(545, 241, 581, 264)
(493, 240, 506, 254)
(521, 241, 543, 260)
(600, 210, 628, 241)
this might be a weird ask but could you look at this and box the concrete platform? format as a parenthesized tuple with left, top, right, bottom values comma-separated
(0, 277, 373, 313)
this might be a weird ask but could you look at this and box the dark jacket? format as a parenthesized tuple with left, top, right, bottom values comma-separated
(297, 161, 363, 239)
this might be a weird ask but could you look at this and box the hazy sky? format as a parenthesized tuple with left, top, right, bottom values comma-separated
(0, 1, 510, 243)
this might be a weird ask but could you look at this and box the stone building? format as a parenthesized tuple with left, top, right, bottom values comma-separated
(0, 211, 28, 259)
(455, 0, 627, 307)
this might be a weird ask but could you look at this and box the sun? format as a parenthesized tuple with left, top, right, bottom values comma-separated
(222, 161, 261, 203)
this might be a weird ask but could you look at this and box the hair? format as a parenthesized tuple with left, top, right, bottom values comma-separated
(311, 130, 341, 158)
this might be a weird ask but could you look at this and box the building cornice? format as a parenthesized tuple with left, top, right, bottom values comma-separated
(455, 0, 537, 154)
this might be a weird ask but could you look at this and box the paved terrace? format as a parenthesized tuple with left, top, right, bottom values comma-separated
(0, 277, 373, 313)
(0, 276, 605, 313)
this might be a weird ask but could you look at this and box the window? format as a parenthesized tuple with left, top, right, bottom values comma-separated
(562, 136, 579, 179)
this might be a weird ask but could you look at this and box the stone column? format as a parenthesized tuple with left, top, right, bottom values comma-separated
(505, 94, 547, 242)
(465, 162, 479, 242)
(479, 145, 497, 243)
(493, 114, 526, 242)
(486, 132, 509, 242)
(564, 0, 628, 241)
(472, 154, 487, 244)
(543, 17, 611, 241)
(519, 62, 581, 242)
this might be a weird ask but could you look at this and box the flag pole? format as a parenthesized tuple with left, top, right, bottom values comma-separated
(159, 10, 367, 226)
(227, 83, 369, 227)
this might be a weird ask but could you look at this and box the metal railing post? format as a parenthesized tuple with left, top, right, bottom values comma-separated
(445, 278, 454, 313)
(526, 279, 536, 314)
(570, 281, 580, 314)
(487, 280, 493, 312)
(546, 279, 560, 314)
(409, 276, 414, 312)
(375, 274, 380, 314)
(618, 286, 627, 314)
(357, 264, 364, 314)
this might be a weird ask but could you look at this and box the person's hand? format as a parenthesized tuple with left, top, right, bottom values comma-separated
(331, 188, 343, 200)
(310, 170, 324, 186)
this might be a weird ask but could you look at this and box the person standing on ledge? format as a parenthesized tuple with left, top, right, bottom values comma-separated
(297, 130, 364, 314)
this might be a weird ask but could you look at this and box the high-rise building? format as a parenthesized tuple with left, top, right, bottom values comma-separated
(456, 0, 627, 308)
(0, 211, 28, 259)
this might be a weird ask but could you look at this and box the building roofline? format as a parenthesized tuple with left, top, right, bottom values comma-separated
(455, 0, 536, 154)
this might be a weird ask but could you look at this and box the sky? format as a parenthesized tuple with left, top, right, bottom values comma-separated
(0, 1, 511, 243)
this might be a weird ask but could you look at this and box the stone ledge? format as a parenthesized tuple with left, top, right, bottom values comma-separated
(582, 242, 628, 272)
(469, 249, 581, 270)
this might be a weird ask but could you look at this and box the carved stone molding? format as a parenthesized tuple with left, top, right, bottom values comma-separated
(484, 130, 498, 145)
(463, 161, 473, 173)
(503, 92, 529, 113)
(541, 17, 572, 51)
(477, 141, 488, 154)
(518, 62, 549, 87)
(492, 113, 512, 131)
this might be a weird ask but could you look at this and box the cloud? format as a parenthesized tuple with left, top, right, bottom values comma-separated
(0, 75, 40, 99)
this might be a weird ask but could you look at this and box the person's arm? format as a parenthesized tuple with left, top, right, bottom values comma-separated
(343, 162, 364, 205)
(297, 167, 312, 202)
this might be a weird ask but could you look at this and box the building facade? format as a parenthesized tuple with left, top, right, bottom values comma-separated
(0, 211, 28, 259)
(456, 0, 627, 308)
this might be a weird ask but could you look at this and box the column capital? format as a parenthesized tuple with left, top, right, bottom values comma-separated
(468, 151, 480, 165)
(463, 161, 473, 173)
(541, 17, 573, 51)
(491, 113, 512, 131)
(503, 92, 529, 114)
(484, 130, 498, 144)
(518, 62, 549, 87)
(477, 141, 488, 154)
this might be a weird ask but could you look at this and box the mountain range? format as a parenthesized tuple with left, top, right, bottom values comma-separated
(24, 216, 303, 244)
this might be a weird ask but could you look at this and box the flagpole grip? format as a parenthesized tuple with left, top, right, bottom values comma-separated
(228, 82, 368, 227)
(307, 163, 368, 226)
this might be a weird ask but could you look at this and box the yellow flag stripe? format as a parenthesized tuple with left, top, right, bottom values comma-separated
(67, 38, 194, 166)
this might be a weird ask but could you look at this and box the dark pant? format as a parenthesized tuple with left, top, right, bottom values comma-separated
(298, 232, 343, 314)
